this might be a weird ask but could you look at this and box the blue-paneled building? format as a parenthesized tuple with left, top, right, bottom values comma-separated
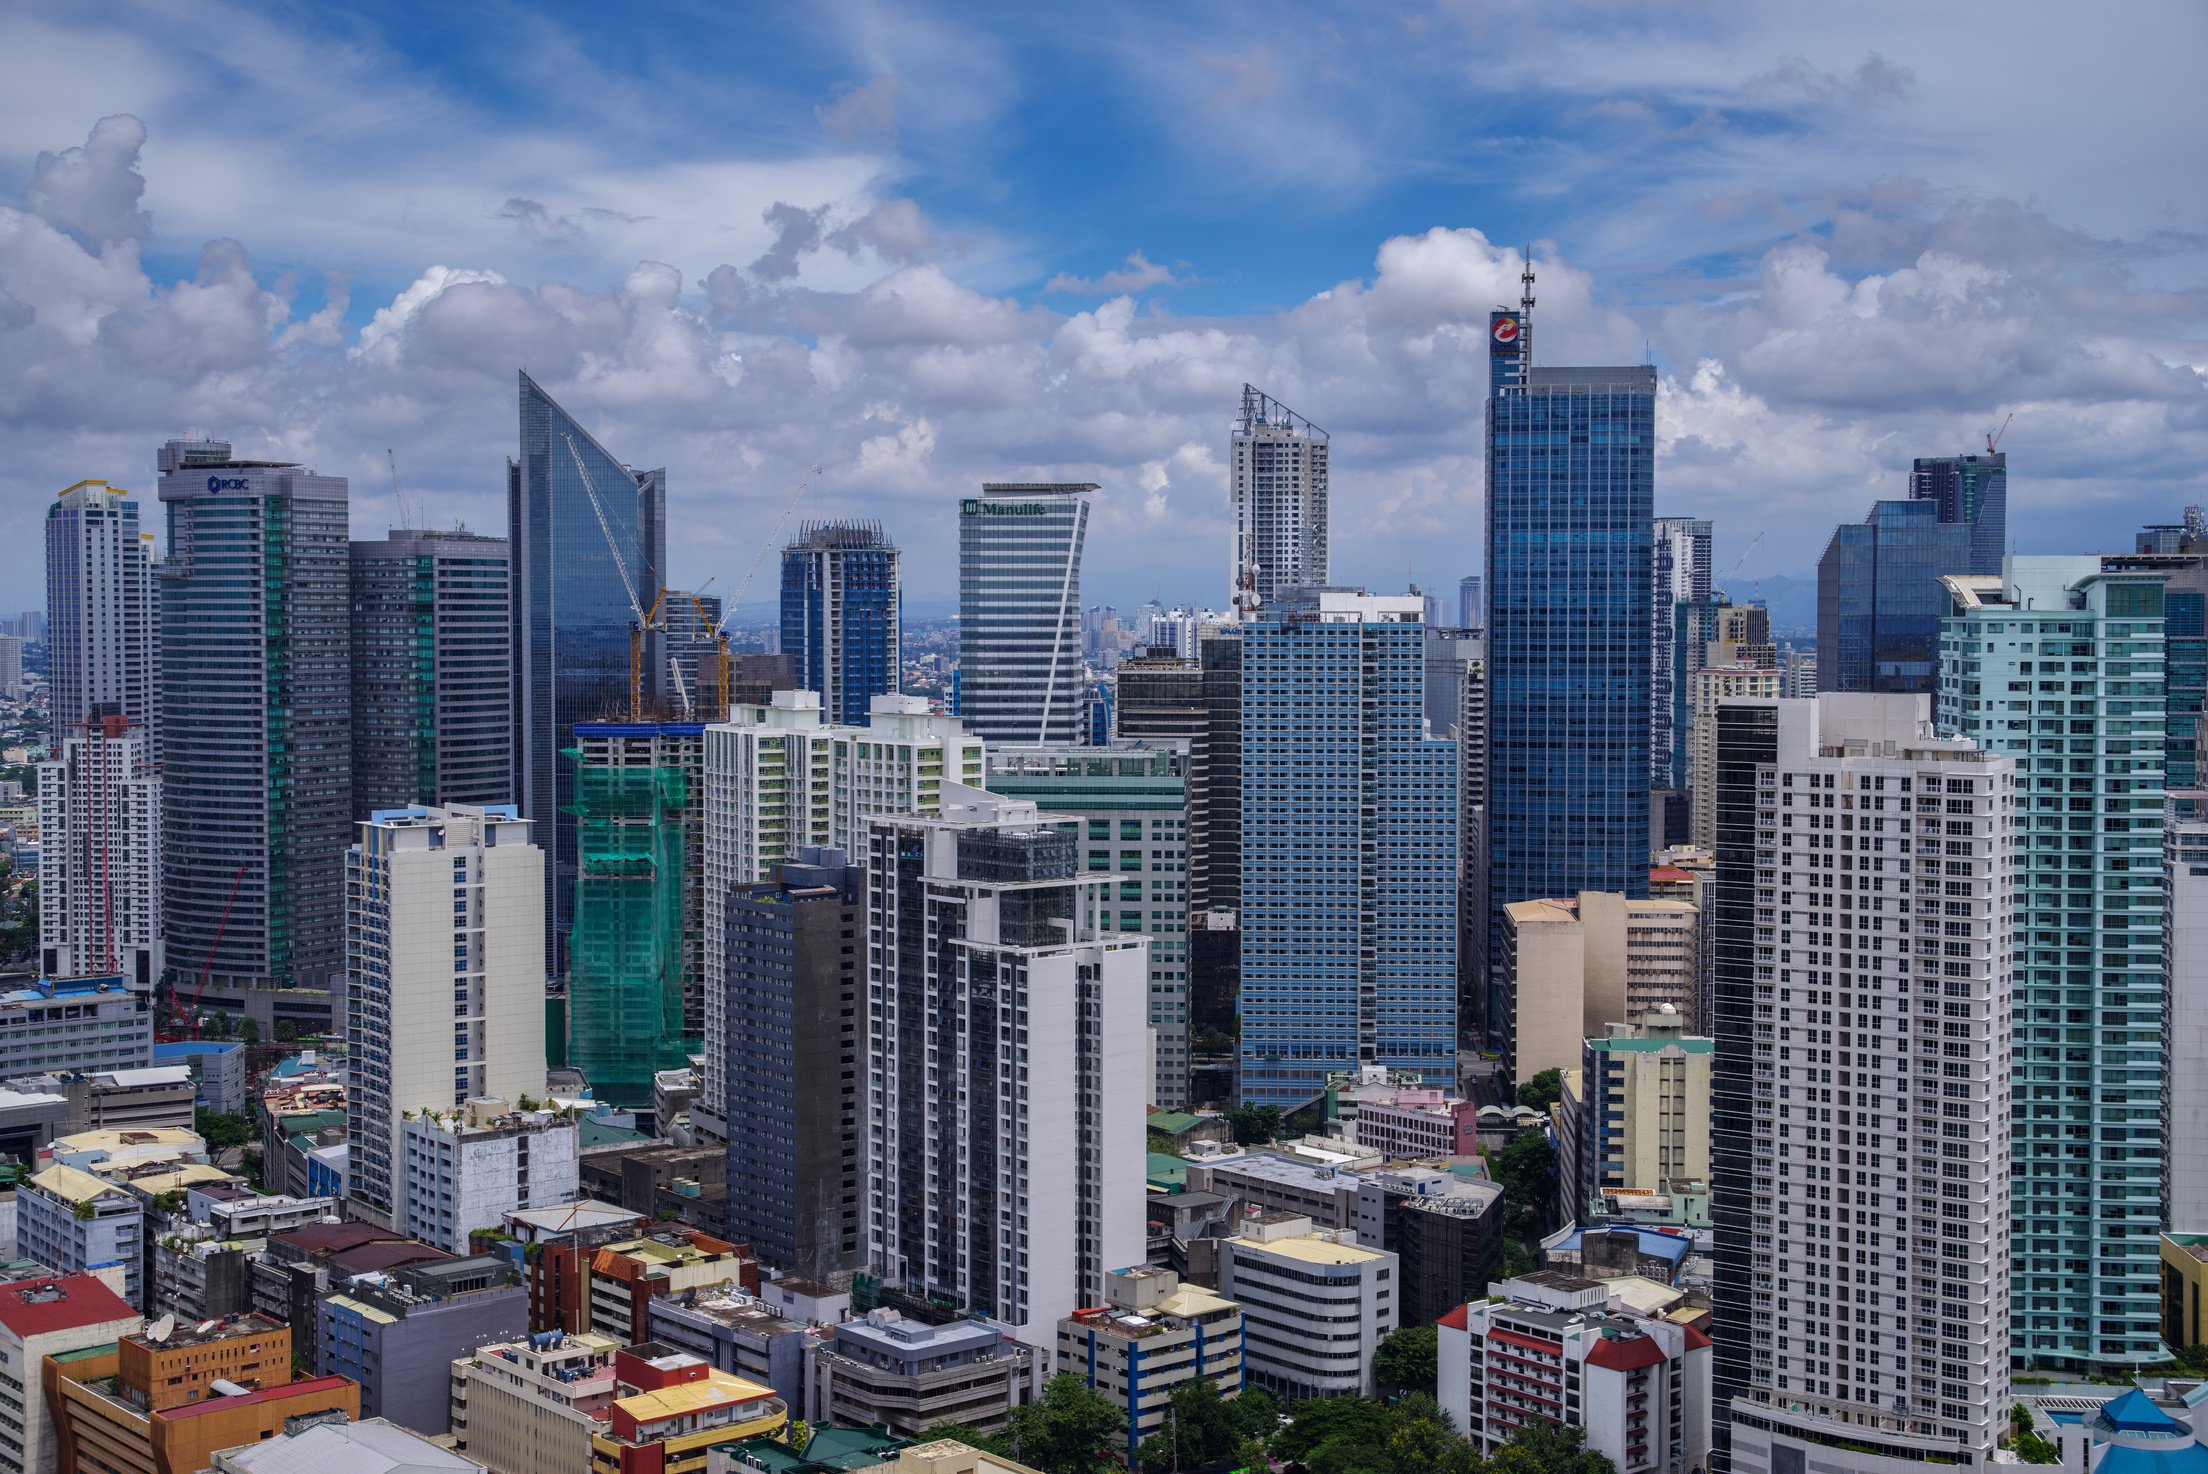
(1481, 301, 1656, 1041)
(508, 372, 666, 971)
(1816, 452, 2005, 695)
(778, 521, 900, 727)
(1238, 588, 1456, 1108)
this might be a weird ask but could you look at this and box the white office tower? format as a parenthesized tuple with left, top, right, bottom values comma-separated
(345, 805, 546, 1231)
(2168, 790, 2208, 1231)
(1708, 693, 2013, 1474)
(37, 714, 164, 990)
(865, 784, 1148, 1348)
(695, 691, 985, 1139)
(46, 480, 159, 749)
(957, 484, 1093, 745)
(1230, 385, 1329, 617)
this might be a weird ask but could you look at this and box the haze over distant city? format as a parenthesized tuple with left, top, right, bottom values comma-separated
(0, 0, 2201, 616)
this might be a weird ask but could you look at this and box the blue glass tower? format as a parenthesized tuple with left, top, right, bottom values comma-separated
(1239, 588, 1457, 1108)
(1482, 299, 1656, 1040)
(1817, 451, 2005, 694)
(509, 372, 667, 971)
(778, 521, 900, 727)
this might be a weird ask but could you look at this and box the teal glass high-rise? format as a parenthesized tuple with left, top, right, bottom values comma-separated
(1939, 557, 2168, 1368)
(1481, 302, 1656, 1040)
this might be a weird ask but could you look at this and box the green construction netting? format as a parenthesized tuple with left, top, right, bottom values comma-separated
(564, 754, 693, 1108)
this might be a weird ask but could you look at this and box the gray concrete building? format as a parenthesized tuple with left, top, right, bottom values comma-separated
(349, 527, 513, 816)
(647, 1285, 807, 1409)
(318, 1254, 527, 1436)
(802, 1307, 1044, 1437)
(721, 851, 862, 1284)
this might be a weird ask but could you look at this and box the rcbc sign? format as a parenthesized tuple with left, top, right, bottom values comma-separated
(204, 476, 251, 492)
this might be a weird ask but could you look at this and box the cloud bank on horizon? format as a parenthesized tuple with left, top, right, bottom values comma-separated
(0, 0, 2202, 620)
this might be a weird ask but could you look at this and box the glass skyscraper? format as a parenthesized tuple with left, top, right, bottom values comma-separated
(509, 372, 667, 970)
(1938, 557, 2168, 1367)
(349, 527, 512, 817)
(157, 437, 351, 1025)
(779, 520, 900, 726)
(1483, 303, 1656, 1037)
(1651, 517, 1713, 790)
(1239, 588, 1457, 1108)
(1817, 451, 2005, 694)
(956, 482, 1091, 746)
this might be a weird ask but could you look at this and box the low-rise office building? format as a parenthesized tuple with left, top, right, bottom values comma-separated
(0, 977, 150, 1080)
(803, 1308, 1045, 1437)
(591, 1342, 786, 1474)
(648, 1286, 807, 1410)
(320, 1254, 528, 1436)
(0, 1273, 139, 1474)
(18, 1164, 142, 1306)
(1577, 1008, 1711, 1226)
(1056, 1267, 1242, 1464)
(1217, 1213, 1395, 1398)
(400, 1100, 581, 1255)
(1181, 1152, 1363, 1232)
(450, 1330, 625, 1474)
(1351, 1167, 1506, 1328)
(47, 1314, 358, 1474)
(586, 1229, 759, 1346)
(1439, 1272, 1711, 1474)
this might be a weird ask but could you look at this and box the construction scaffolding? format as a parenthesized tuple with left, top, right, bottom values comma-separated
(564, 752, 694, 1109)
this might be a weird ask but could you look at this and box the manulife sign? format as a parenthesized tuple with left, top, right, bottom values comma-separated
(961, 500, 1048, 516)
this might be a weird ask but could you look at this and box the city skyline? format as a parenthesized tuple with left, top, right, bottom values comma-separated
(0, 4, 2201, 616)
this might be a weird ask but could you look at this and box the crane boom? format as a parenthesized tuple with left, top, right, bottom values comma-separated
(562, 433, 645, 624)
(1723, 530, 1765, 589)
(714, 464, 822, 637)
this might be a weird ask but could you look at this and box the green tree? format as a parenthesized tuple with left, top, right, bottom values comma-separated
(1490, 1419, 1617, 1474)
(195, 1109, 254, 1151)
(240, 1146, 264, 1191)
(1385, 1393, 1474, 1474)
(274, 1018, 299, 1043)
(1308, 1438, 1399, 1474)
(1272, 1396, 1391, 1463)
(1224, 1104, 1283, 1147)
(238, 1016, 262, 1047)
(1372, 1324, 1438, 1397)
(1226, 1387, 1280, 1444)
(2173, 1345, 2208, 1376)
(1490, 1128, 1558, 1241)
(999, 1373, 1125, 1474)
(1516, 1068, 1563, 1113)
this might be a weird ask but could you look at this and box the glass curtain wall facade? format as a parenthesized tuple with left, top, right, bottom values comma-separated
(157, 439, 351, 1007)
(509, 372, 667, 972)
(1483, 308, 1656, 1038)
(1652, 517, 1713, 791)
(779, 522, 900, 728)
(1937, 558, 2168, 1367)
(1239, 590, 1456, 1108)
(956, 483, 1091, 746)
(349, 528, 512, 817)
(1910, 453, 2008, 576)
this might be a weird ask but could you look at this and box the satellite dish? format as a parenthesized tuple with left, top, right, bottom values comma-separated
(147, 1314, 175, 1343)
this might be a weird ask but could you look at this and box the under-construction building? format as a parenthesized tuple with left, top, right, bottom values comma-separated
(567, 724, 704, 1109)
(37, 710, 163, 989)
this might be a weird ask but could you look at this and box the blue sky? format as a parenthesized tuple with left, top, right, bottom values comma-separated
(1, 0, 2203, 620)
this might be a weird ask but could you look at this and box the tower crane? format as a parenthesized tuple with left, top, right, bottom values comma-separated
(1721, 531, 1764, 595)
(1986, 412, 2014, 456)
(713, 465, 822, 639)
(562, 432, 663, 720)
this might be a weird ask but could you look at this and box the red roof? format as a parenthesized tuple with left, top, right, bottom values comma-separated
(272, 1222, 404, 1256)
(159, 1375, 353, 1420)
(1437, 1304, 1472, 1332)
(1679, 1322, 1713, 1351)
(1649, 867, 1693, 883)
(1584, 1334, 1669, 1372)
(0, 1276, 137, 1339)
(327, 1241, 453, 1277)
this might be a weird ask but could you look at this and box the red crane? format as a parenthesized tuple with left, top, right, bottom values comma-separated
(158, 865, 248, 1042)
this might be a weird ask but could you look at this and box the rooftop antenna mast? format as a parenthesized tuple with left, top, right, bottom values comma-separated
(1519, 245, 1536, 390)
